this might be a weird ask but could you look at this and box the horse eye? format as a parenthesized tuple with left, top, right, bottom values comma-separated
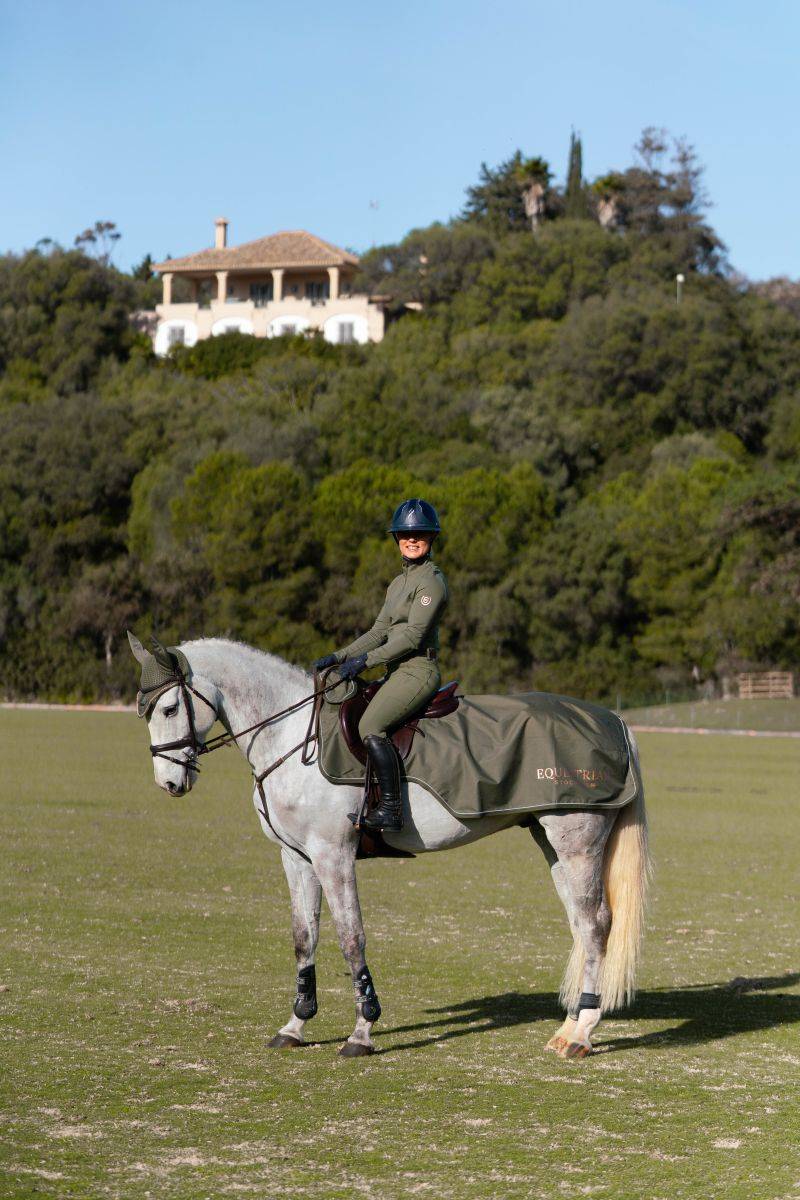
(163, 703, 179, 718)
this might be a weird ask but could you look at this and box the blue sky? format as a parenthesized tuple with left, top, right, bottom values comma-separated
(1, 0, 797, 278)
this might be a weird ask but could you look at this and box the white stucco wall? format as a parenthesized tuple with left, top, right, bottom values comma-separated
(154, 294, 385, 352)
(211, 316, 254, 336)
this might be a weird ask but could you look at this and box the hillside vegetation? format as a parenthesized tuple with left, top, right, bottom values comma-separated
(1, 131, 798, 702)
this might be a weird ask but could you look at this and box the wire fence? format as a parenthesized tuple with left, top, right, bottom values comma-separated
(616, 691, 800, 732)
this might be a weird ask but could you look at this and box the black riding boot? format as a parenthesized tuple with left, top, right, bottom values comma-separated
(362, 735, 403, 832)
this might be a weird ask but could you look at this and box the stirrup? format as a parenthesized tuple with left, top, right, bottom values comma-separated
(363, 803, 403, 833)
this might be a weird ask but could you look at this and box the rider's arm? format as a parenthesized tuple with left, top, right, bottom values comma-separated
(335, 590, 392, 661)
(363, 576, 446, 667)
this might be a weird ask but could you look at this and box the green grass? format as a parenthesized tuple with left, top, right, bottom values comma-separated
(623, 696, 800, 732)
(1, 710, 799, 1199)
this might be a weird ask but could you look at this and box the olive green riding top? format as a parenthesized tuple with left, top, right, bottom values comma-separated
(336, 557, 448, 670)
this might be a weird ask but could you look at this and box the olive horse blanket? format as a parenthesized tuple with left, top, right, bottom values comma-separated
(318, 686, 639, 818)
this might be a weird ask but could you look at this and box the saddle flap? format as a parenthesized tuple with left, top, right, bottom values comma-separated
(339, 678, 460, 764)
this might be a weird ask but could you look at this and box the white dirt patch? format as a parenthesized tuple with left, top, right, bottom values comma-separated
(50, 1123, 104, 1139)
(712, 1138, 742, 1149)
(170, 1103, 223, 1113)
(11, 1167, 66, 1181)
(166, 1149, 207, 1167)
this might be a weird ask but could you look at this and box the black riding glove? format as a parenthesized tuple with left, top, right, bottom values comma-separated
(337, 654, 368, 681)
(313, 653, 339, 672)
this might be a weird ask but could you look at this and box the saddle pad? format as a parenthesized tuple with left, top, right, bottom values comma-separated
(318, 689, 638, 818)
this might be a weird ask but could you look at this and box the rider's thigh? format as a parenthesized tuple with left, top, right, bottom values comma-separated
(358, 663, 440, 740)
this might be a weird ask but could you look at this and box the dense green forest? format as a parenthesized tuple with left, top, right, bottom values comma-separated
(1, 130, 798, 703)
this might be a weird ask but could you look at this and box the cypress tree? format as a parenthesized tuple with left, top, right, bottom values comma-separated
(565, 130, 588, 218)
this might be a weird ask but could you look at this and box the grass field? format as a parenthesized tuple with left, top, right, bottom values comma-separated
(623, 696, 800, 732)
(1, 710, 799, 1199)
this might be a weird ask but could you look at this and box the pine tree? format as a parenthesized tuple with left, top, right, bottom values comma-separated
(462, 151, 551, 233)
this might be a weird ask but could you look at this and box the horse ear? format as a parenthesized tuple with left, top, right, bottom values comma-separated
(127, 631, 150, 665)
(150, 636, 174, 670)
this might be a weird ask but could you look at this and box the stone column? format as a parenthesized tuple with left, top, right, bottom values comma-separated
(272, 268, 284, 302)
(162, 272, 173, 305)
(327, 266, 340, 300)
(216, 270, 228, 303)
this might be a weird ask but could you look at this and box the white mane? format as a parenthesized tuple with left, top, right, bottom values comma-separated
(179, 637, 311, 695)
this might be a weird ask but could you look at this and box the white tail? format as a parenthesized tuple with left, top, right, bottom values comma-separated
(560, 726, 651, 1012)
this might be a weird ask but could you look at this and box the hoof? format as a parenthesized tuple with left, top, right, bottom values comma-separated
(560, 1040, 592, 1060)
(546, 1034, 568, 1053)
(268, 1033, 305, 1049)
(338, 1040, 374, 1058)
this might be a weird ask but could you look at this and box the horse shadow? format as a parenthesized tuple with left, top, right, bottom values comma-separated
(374, 972, 800, 1055)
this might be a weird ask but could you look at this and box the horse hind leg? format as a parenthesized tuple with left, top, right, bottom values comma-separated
(535, 812, 615, 1059)
(529, 821, 580, 1053)
(269, 848, 322, 1049)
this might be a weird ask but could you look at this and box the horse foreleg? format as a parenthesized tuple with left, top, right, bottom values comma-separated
(537, 813, 614, 1060)
(313, 853, 381, 1057)
(269, 848, 322, 1049)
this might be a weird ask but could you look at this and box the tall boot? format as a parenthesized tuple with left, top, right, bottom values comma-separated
(362, 735, 403, 832)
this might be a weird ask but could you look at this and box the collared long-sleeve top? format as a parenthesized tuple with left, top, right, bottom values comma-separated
(336, 557, 448, 670)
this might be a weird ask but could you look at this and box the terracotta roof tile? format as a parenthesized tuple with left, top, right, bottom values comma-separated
(154, 229, 359, 273)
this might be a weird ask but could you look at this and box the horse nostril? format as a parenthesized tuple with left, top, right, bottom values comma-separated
(165, 780, 181, 795)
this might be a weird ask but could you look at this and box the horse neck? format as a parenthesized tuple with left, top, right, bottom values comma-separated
(184, 640, 312, 772)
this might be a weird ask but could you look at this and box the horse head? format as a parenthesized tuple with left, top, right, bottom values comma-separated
(127, 631, 219, 797)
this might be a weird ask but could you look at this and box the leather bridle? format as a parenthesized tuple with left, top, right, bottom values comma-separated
(146, 664, 336, 780)
(147, 673, 219, 773)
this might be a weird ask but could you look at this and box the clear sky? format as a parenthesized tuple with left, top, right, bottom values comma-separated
(1, 0, 797, 279)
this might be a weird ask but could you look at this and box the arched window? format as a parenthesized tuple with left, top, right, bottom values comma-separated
(323, 314, 369, 345)
(211, 318, 254, 337)
(268, 315, 310, 338)
(154, 320, 199, 356)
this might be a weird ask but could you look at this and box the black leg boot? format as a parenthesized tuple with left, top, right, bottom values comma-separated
(362, 735, 403, 832)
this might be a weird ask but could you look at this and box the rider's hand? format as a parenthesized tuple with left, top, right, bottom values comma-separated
(313, 654, 339, 672)
(336, 654, 368, 681)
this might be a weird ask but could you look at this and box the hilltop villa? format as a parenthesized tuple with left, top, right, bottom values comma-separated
(152, 220, 386, 354)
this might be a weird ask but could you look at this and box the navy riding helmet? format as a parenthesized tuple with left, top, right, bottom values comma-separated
(388, 498, 441, 540)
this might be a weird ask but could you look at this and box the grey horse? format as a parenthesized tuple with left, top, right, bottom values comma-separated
(129, 635, 650, 1059)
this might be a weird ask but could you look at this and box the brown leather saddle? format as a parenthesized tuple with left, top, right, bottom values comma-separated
(340, 677, 460, 765)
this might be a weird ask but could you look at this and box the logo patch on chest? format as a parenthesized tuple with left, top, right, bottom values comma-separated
(420, 594, 432, 607)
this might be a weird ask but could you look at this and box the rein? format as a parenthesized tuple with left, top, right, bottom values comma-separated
(148, 668, 334, 778)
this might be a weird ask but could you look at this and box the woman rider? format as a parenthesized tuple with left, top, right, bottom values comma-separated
(314, 499, 447, 833)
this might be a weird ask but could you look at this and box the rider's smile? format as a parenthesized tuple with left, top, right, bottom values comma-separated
(397, 534, 432, 560)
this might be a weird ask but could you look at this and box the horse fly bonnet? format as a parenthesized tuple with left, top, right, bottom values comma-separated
(128, 631, 192, 718)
